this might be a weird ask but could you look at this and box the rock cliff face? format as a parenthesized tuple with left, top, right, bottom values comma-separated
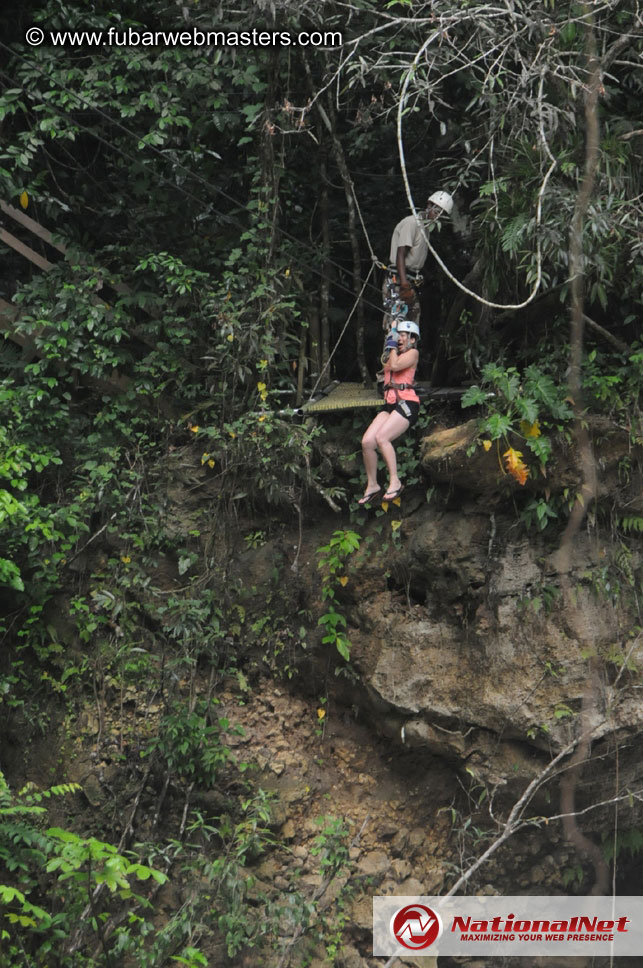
(335, 418, 643, 818)
(7, 417, 643, 967)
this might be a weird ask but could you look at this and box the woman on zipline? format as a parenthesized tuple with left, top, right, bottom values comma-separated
(358, 319, 420, 505)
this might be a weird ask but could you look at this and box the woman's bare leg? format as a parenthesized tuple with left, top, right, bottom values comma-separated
(361, 411, 390, 496)
(375, 411, 410, 496)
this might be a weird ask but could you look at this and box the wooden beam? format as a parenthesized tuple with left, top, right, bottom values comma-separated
(0, 226, 55, 272)
(2, 198, 135, 298)
(1, 203, 197, 384)
(0, 296, 18, 318)
(0, 200, 68, 255)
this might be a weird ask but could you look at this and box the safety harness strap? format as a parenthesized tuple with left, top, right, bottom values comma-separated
(383, 381, 415, 392)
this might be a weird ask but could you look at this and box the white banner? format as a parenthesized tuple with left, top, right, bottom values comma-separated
(373, 895, 643, 957)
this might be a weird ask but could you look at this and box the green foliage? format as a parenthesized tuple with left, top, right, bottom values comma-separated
(45, 827, 166, 895)
(462, 362, 573, 480)
(560, 864, 585, 890)
(602, 827, 643, 864)
(520, 584, 560, 615)
(0, 2, 641, 961)
(172, 949, 208, 968)
(310, 816, 351, 877)
(580, 345, 643, 422)
(317, 530, 361, 663)
(526, 698, 576, 741)
(618, 514, 643, 535)
(136, 792, 279, 962)
(520, 496, 559, 531)
(146, 699, 239, 786)
(0, 385, 69, 593)
(0, 770, 169, 964)
(582, 540, 639, 605)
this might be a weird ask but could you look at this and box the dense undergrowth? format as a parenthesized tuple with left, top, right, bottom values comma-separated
(2, 239, 643, 962)
(1, 0, 643, 961)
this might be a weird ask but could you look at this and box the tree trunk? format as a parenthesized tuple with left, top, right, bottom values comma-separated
(301, 53, 370, 384)
(322, 92, 370, 384)
(320, 149, 331, 375)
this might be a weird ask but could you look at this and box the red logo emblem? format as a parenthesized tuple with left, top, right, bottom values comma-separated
(390, 903, 443, 949)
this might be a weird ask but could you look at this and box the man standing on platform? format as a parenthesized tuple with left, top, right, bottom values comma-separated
(382, 190, 454, 338)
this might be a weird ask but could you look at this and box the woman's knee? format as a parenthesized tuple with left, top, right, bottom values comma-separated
(362, 431, 377, 450)
(375, 430, 394, 449)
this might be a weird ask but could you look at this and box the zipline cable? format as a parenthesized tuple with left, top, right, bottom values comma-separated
(307, 261, 376, 400)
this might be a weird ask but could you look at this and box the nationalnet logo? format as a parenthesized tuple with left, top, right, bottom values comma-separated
(373, 896, 643, 957)
(390, 904, 442, 950)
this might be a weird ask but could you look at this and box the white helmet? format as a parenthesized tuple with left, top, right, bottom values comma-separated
(397, 319, 420, 338)
(427, 190, 454, 215)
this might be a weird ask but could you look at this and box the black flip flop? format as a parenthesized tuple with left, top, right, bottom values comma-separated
(357, 488, 382, 506)
(382, 485, 404, 501)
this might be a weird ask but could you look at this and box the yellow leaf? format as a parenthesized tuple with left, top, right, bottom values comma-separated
(285, 267, 291, 277)
(317, 708, 326, 720)
(482, 439, 492, 451)
(226, 333, 234, 341)
(520, 419, 541, 438)
(393, 496, 402, 506)
(381, 500, 389, 512)
(19, 190, 29, 210)
(121, 555, 131, 564)
(201, 453, 210, 464)
(391, 520, 402, 532)
(189, 425, 199, 433)
(207, 459, 215, 468)
(503, 447, 529, 486)
(338, 575, 349, 586)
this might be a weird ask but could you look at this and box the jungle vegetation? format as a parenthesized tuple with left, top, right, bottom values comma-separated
(0, 0, 642, 963)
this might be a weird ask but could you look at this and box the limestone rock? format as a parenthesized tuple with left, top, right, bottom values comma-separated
(392, 858, 412, 880)
(356, 849, 391, 879)
(399, 876, 424, 896)
(280, 819, 297, 840)
(349, 494, 643, 806)
(420, 419, 501, 496)
(349, 894, 375, 932)
(337, 944, 371, 968)
(419, 415, 643, 508)
(82, 773, 105, 807)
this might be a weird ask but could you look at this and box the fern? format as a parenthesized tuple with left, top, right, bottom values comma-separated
(602, 827, 643, 863)
(0, 770, 80, 877)
(619, 516, 643, 534)
(18, 782, 81, 804)
(500, 213, 530, 255)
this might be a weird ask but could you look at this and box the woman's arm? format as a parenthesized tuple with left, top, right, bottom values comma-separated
(387, 347, 419, 372)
